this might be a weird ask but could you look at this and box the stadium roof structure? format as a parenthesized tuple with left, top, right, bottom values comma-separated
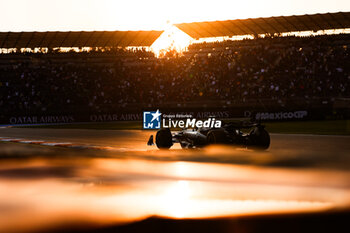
(0, 30, 163, 48)
(175, 12, 350, 39)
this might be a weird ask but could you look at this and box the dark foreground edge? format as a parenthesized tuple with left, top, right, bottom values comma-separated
(38, 209, 350, 233)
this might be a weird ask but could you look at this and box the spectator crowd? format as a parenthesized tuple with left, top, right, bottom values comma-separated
(0, 34, 349, 116)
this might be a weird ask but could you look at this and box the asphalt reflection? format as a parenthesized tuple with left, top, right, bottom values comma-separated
(0, 153, 349, 233)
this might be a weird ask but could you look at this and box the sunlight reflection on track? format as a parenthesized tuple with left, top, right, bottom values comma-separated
(0, 156, 350, 233)
(0, 129, 350, 232)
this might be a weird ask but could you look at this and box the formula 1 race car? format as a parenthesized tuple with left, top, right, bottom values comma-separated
(147, 121, 270, 150)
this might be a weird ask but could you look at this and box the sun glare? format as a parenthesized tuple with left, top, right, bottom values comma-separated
(151, 25, 193, 56)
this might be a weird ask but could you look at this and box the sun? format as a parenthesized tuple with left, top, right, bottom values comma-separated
(151, 24, 193, 57)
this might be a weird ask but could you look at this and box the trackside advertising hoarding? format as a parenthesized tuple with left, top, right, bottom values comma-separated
(3, 109, 319, 125)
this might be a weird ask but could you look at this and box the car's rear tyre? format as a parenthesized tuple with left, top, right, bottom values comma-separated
(249, 127, 270, 150)
(207, 130, 228, 144)
(156, 128, 173, 149)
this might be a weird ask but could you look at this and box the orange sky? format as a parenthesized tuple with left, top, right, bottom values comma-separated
(0, 0, 349, 31)
(1, 0, 349, 53)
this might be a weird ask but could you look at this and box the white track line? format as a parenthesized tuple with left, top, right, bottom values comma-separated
(18, 140, 45, 144)
(40, 142, 72, 146)
(0, 138, 24, 142)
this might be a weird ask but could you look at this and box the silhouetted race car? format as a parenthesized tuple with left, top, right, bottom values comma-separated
(147, 121, 270, 150)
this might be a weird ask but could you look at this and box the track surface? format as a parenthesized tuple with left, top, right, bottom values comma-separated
(0, 128, 349, 233)
(1, 127, 350, 150)
(1, 128, 350, 169)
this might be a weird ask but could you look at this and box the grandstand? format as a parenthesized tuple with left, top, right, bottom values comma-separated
(0, 12, 349, 124)
(175, 12, 350, 38)
(0, 30, 163, 50)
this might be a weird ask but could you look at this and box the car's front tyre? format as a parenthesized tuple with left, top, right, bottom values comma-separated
(207, 129, 228, 144)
